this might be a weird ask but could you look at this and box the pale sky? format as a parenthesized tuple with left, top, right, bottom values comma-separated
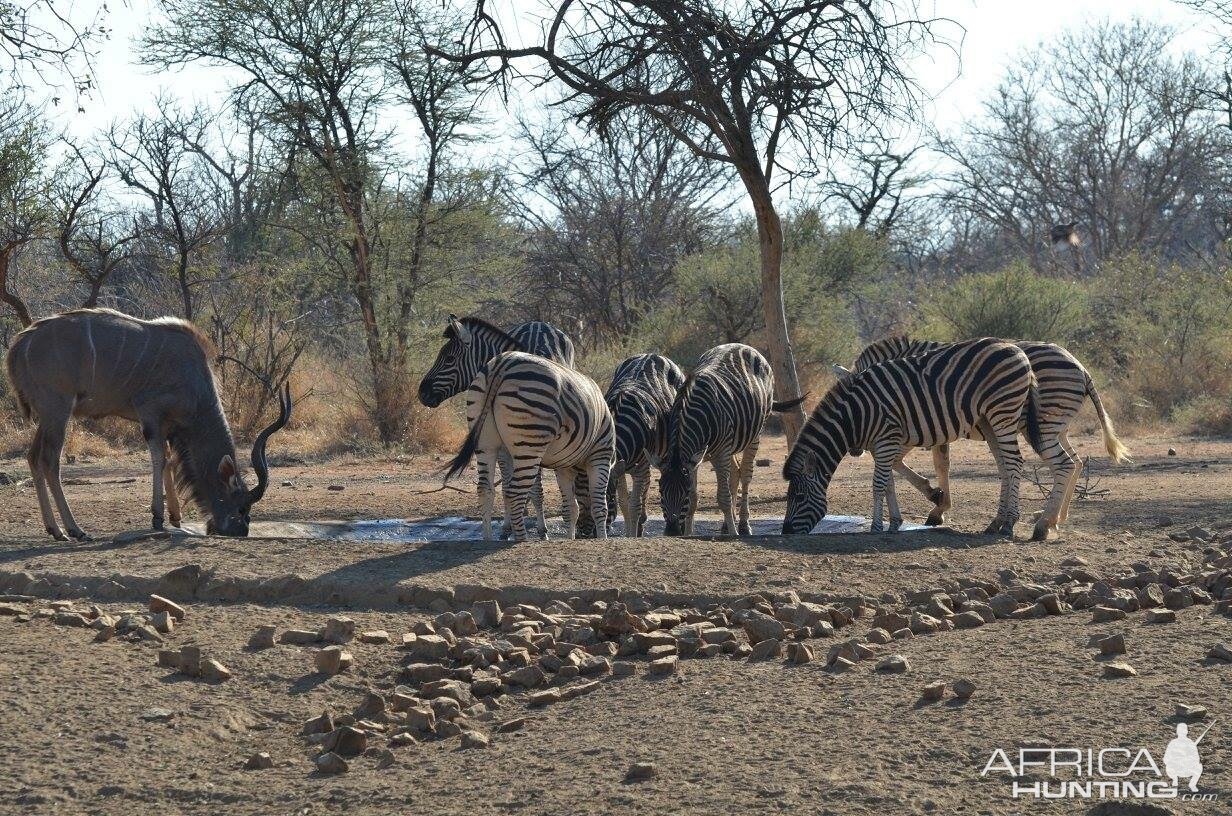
(42, 0, 1224, 167)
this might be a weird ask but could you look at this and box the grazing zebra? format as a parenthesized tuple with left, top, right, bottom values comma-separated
(660, 343, 804, 537)
(418, 315, 576, 538)
(443, 351, 614, 542)
(784, 338, 1044, 536)
(604, 353, 686, 537)
(840, 336, 1129, 539)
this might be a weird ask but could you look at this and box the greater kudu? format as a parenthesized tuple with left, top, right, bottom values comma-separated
(4, 308, 291, 539)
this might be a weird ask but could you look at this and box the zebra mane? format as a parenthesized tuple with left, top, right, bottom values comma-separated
(784, 376, 855, 476)
(664, 373, 702, 466)
(449, 316, 522, 350)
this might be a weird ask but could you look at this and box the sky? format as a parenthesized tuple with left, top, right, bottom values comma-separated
(37, 0, 1225, 164)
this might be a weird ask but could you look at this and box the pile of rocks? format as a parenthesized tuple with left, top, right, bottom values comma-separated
(3, 592, 189, 646)
(156, 644, 232, 682)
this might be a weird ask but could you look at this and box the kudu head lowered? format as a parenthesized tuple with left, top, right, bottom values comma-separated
(202, 383, 293, 536)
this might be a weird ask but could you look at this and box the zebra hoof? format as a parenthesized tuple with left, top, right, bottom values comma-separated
(889, 518, 903, 533)
(983, 520, 1004, 536)
(1031, 524, 1050, 542)
(928, 488, 945, 504)
(738, 522, 752, 536)
(924, 513, 944, 527)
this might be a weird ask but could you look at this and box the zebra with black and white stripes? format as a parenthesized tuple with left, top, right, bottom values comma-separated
(604, 353, 686, 537)
(839, 336, 1129, 539)
(784, 337, 1044, 536)
(660, 343, 804, 537)
(418, 315, 576, 538)
(443, 351, 614, 542)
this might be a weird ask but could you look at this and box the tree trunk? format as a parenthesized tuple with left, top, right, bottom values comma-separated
(743, 175, 806, 443)
(178, 249, 194, 321)
(0, 247, 33, 327)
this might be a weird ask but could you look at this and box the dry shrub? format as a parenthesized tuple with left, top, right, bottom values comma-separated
(1172, 397, 1232, 437)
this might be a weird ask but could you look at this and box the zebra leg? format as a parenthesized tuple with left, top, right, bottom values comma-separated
(476, 452, 497, 540)
(870, 444, 899, 532)
(685, 482, 698, 536)
(981, 425, 1011, 535)
(497, 448, 515, 540)
(555, 469, 579, 539)
(926, 444, 952, 526)
(1032, 431, 1077, 541)
(503, 453, 543, 542)
(630, 460, 651, 537)
(574, 469, 596, 538)
(993, 429, 1024, 537)
(1057, 432, 1083, 527)
(893, 456, 935, 502)
(713, 455, 736, 536)
(736, 443, 757, 536)
(530, 469, 548, 540)
(585, 456, 610, 542)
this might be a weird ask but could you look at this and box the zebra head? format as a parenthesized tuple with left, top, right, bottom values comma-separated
(658, 450, 700, 536)
(782, 449, 827, 535)
(418, 315, 518, 408)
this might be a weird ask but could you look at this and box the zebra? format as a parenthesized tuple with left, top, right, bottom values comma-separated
(784, 337, 1044, 536)
(443, 351, 614, 542)
(838, 336, 1129, 539)
(604, 353, 686, 537)
(659, 343, 805, 537)
(418, 315, 576, 538)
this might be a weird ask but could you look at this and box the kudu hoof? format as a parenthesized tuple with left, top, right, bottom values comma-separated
(928, 488, 945, 504)
(924, 513, 945, 527)
(47, 526, 69, 542)
(889, 518, 903, 533)
(68, 528, 92, 542)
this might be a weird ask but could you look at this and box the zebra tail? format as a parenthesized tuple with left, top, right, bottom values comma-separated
(442, 380, 497, 482)
(1024, 376, 1045, 456)
(772, 393, 808, 413)
(1085, 373, 1131, 464)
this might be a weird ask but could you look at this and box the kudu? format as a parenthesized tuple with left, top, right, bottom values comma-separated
(4, 308, 291, 540)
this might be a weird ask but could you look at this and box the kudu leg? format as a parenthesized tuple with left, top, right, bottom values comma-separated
(146, 435, 168, 531)
(28, 426, 66, 541)
(39, 409, 89, 541)
(164, 446, 182, 528)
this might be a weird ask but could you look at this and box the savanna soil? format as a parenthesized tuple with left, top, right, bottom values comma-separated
(0, 431, 1230, 815)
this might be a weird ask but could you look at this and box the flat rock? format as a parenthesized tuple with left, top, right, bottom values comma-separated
(321, 616, 356, 644)
(302, 711, 334, 735)
(920, 681, 947, 702)
(140, 707, 175, 722)
(357, 630, 390, 645)
(952, 679, 976, 699)
(625, 762, 657, 782)
(314, 646, 353, 675)
(324, 726, 368, 757)
(1098, 634, 1127, 656)
(875, 654, 910, 674)
(747, 639, 781, 661)
(280, 629, 320, 645)
(1103, 662, 1138, 678)
(459, 730, 490, 749)
(200, 658, 232, 683)
(1176, 704, 1208, 721)
(1145, 609, 1176, 624)
(1207, 643, 1232, 662)
(648, 656, 678, 676)
(244, 752, 274, 770)
(314, 752, 348, 774)
(1091, 606, 1126, 623)
(741, 610, 786, 643)
(951, 611, 985, 629)
(248, 625, 277, 649)
(148, 595, 186, 621)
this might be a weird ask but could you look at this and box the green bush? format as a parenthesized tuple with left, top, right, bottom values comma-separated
(923, 262, 1087, 344)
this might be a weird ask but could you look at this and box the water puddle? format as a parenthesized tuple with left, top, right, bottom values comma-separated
(135, 513, 932, 543)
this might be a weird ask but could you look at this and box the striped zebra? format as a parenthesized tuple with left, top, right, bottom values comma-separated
(418, 315, 576, 538)
(604, 353, 686, 537)
(841, 336, 1129, 539)
(660, 343, 804, 537)
(784, 337, 1044, 536)
(443, 351, 614, 541)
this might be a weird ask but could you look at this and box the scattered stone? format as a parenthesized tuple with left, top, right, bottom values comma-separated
(302, 711, 334, 735)
(421, 679, 476, 708)
(244, 752, 274, 770)
(321, 616, 355, 644)
(1167, 447, 1177, 457)
(1103, 662, 1138, 679)
(829, 656, 856, 673)
(892, 628, 913, 640)
(157, 649, 182, 669)
(1098, 634, 1127, 656)
(472, 600, 501, 629)
(1146, 609, 1177, 624)
(625, 762, 657, 782)
(1061, 555, 1089, 567)
(389, 732, 417, 748)
(1207, 643, 1232, 662)
(1091, 606, 1126, 623)
(324, 726, 368, 757)
(53, 611, 89, 627)
(354, 691, 385, 719)
(755, 457, 771, 467)
(786, 642, 814, 665)
(357, 630, 391, 645)
(747, 639, 782, 661)
(648, 656, 679, 676)
(952, 679, 976, 699)
(951, 611, 985, 629)
(327, 484, 345, 492)
(248, 625, 277, 649)
(405, 706, 436, 732)
(280, 629, 320, 645)
(528, 688, 562, 707)
(140, 707, 174, 722)
(504, 664, 546, 689)
(148, 595, 186, 621)
(1176, 704, 1208, 721)
(460, 730, 490, 749)
(498, 717, 529, 733)
(368, 747, 397, 768)
(150, 610, 175, 634)
(409, 634, 450, 660)
(1038, 594, 1065, 615)
(612, 661, 636, 678)
(200, 658, 232, 683)
(875, 654, 910, 674)
(920, 681, 947, 702)
(177, 645, 202, 677)
(741, 610, 786, 643)
(314, 646, 354, 675)
(314, 752, 348, 774)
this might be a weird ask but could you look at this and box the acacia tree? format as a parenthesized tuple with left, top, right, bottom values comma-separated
(439, 0, 943, 439)
(0, 93, 50, 327)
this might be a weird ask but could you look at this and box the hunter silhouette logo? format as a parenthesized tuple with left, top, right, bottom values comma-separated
(982, 722, 1218, 802)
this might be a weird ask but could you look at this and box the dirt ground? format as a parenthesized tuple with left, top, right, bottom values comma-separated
(1, 430, 1231, 815)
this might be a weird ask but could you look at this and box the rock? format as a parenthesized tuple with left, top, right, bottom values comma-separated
(436, 719, 463, 738)
(157, 649, 182, 669)
(140, 707, 175, 722)
(648, 656, 678, 676)
(1103, 662, 1138, 678)
(1091, 606, 1126, 623)
(200, 658, 232, 683)
(314, 646, 353, 675)
(401, 662, 451, 683)
(459, 730, 490, 749)
(741, 610, 786, 643)
(1038, 594, 1065, 615)
(1098, 634, 1126, 656)
(406, 705, 436, 732)
(1176, 704, 1208, 721)
(951, 611, 985, 629)
(920, 681, 947, 702)
(132, 624, 165, 643)
(504, 664, 546, 689)
(892, 628, 913, 640)
(952, 679, 976, 699)
(1165, 589, 1194, 611)
(367, 747, 397, 768)
(472, 600, 501, 629)
(1187, 526, 1212, 542)
(1061, 555, 1088, 567)
(177, 645, 202, 677)
(357, 630, 390, 645)
(280, 629, 320, 645)
(148, 595, 186, 621)
(747, 639, 782, 661)
(471, 676, 502, 696)
(354, 691, 385, 719)
(321, 616, 355, 644)
(327, 484, 345, 491)
(756, 457, 771, 467)
(409, 634, 450, 660)
(149, 610, 175, 634)
(302, 711, 334, 735)
(875, 654, 910, 674)
(421, 679, 476, 708)
(388, 732, 417, 748)
(1167, 447, 1177, 456)
(1207, 643, 1232, 662)
(53, 611, 89, 628)
(625, 762, 657, 782)
(578, 655, 611, 675)
(244, 752, 274, 770)
(786, 642, 814, 665)
(528, 688, 562, 707)
(829, 656, 856, 673)
(1145, 609, 1177, 624)
(612, 661, 636, 678)
(249, 625, 277, 649)
(314, 752, 348, 774)
(864, 627, 892, 645)
(324, 726, 368, 757)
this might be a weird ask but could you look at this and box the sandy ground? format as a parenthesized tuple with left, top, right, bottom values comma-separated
(1, 431, 1231, 815)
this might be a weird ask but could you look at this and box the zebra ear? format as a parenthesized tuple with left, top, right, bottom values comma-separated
(831, 363, 852, 381)
(448, 314, 471, 344)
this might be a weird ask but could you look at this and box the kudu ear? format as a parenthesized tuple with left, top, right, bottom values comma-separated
(831, 363, 853, 381)
(448, 314, 471, 345)
(218, 455, 242, 490)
